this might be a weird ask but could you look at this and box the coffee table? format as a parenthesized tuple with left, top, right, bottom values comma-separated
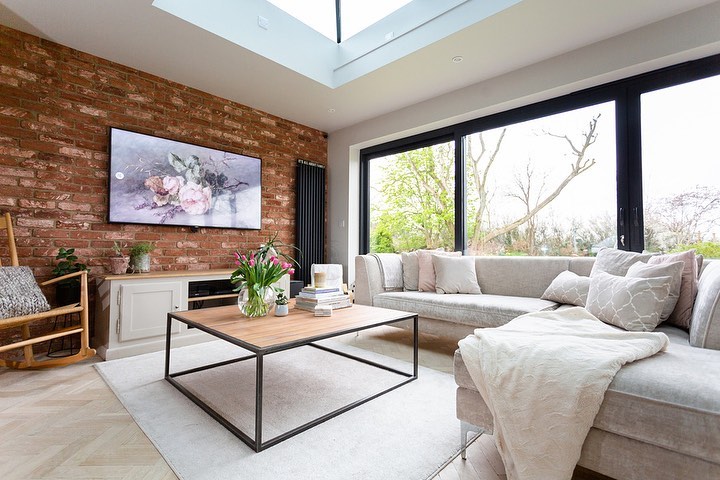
(164, 303, 418, 452)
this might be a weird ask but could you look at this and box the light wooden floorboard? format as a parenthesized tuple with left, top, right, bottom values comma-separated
(0, 324, 605, 479)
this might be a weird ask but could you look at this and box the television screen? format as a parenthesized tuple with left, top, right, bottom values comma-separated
(108, 128, 262, 229)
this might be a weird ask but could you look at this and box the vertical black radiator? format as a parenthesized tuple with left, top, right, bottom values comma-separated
(295, 160, 326, 286)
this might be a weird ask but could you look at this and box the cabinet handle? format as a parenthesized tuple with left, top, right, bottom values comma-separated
(174, 305, 180, 309)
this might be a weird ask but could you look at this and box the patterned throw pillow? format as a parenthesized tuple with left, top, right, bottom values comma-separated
(626, 261, 684, 323)
(586, 271, 672, 332)
(541, 271, 590, 307)
(0, 266, 51, 319)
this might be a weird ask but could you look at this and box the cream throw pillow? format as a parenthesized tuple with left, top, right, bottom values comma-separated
(590, 248, 654, 277)
(433, 255, 482, 294)
(400, 251, 419, 291)
(626, 261, 684, 323)
(586, 271, 672, 332)
(541, 271, 590, 307)
(417, 250, 461, 292)
(648, 249, 698, 330)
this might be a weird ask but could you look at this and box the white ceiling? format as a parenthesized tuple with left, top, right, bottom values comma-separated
(0, 0, 716, 133)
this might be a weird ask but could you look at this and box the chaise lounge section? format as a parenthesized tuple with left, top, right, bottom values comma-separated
(354, 252, 720, 479)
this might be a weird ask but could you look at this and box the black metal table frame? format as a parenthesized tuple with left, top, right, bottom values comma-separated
(164, 311, 419, 452)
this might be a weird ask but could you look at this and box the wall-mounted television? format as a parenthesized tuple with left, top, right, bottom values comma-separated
(108, 128, 262, 229)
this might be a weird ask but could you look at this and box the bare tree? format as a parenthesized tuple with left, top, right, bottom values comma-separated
(466, 129, 506, 248)
(470, 114, 600, 251)
(647, 185, 720, 248)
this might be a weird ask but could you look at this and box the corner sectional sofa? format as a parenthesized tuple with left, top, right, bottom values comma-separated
(354, 253, 720, 479)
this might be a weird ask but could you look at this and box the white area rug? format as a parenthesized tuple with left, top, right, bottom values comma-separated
(95, 339, 466, 480)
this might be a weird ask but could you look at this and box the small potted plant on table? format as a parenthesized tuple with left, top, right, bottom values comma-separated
(274, 291, 289, 317)
(109, 241, 130, 275)
(129, 242, 155, 273)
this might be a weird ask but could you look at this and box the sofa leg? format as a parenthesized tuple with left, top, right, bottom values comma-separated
(460, 421, 483, 460)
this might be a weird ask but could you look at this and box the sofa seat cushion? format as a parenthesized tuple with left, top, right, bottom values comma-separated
(454, 325, 720, 465)
(373, 292, 558, 328)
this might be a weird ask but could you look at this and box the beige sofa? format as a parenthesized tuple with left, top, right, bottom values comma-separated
(354, 253, 720, 480)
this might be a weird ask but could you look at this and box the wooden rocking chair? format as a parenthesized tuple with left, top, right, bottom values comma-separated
(0, 213, 95, 368)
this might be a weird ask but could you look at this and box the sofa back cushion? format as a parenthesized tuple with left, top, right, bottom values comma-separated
(474, 256, 574, 298)
(690, 261, 720, 350)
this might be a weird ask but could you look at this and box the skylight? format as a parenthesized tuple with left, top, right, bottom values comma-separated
(267, 0, 412, 43)
(152, 0, 522, 88)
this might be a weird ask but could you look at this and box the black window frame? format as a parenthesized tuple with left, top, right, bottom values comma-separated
(359, 53, 720, 255)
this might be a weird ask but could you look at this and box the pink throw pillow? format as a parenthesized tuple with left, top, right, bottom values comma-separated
(648, 249, 698, 330)
(417, 250, 461, 292)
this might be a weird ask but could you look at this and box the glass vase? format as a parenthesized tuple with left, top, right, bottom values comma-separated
(237, 286, 275, 317)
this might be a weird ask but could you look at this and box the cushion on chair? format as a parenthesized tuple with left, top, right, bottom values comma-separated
(0, 266, 51, 319)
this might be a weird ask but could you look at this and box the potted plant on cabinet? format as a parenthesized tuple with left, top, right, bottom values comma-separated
(51, 247, 89, 305)
(274, 291, 289, 317)
(109, 241, 130, 275)
(129, 242, 155, 273)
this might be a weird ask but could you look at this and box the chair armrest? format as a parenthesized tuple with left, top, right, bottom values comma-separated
(41, 269, 87, 286)
(354, 255, 385, 306)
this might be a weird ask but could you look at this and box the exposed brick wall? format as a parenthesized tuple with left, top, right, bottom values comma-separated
(0, 25, 327, 354)
(0, 25, 326, 279)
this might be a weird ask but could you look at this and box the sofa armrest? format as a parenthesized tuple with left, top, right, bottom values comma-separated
(690, 261, 720, 350)
(354, 255, 385, 306)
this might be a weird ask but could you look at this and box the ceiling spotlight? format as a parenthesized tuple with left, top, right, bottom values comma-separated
(452, 56, 463, 63)
(328, 108, 336, 113)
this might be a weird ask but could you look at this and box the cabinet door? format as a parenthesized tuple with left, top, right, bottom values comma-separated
(119, 281, 183, 342)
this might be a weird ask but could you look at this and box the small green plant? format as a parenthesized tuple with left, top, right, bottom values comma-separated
(129, 242, 155, 257)
(51, 247, 89, 284)
(275, 291, 288, 305)
(111, 241, 125, 257)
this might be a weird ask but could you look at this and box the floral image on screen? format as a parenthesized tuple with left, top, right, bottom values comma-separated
(108, 128, 262, 229)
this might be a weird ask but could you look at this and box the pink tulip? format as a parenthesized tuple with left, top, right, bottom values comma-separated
(234, 252, 240, 260)
(241, 255, 247, 261)
(249, 258, 255, 267)
(288, 268, 295, 275)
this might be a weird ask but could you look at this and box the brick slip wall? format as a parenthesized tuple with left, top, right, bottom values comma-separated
(0, 25, 327, 351)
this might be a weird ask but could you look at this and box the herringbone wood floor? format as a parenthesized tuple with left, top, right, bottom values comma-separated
(0, 325, 605, 479)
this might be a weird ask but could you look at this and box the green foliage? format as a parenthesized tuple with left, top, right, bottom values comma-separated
(671, 241, 720, 259)
(129, 242, 155, 257)
(370, 145, 455, 252)
(51, 247, 89, 278)
(370, 224, 395, 253)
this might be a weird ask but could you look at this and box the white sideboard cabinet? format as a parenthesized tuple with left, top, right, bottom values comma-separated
(94, 269, 237, 360)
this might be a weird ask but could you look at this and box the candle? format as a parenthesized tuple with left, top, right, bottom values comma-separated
(314, 271, 326, 288)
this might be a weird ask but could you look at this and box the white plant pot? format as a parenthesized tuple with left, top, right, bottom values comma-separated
(275, 304, 289, 316)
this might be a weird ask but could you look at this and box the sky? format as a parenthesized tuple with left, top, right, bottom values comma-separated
(267, 0, 411, 41)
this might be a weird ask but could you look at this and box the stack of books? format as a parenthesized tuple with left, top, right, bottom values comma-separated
(295, 286, 352, 312)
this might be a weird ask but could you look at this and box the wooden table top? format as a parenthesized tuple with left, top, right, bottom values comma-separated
(169, 303, 416, 352)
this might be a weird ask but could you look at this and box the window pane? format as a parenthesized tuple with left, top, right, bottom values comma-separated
(341, 0, 412, 41)
(368, 142, 455, 253)
(464, 102, 616, 256)
(642, 75, 720, 258)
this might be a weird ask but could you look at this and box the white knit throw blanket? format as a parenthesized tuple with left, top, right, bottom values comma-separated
(459, 307, 669, 480)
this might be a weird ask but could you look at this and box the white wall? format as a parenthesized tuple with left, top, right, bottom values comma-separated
(328, 2, 720, 284)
